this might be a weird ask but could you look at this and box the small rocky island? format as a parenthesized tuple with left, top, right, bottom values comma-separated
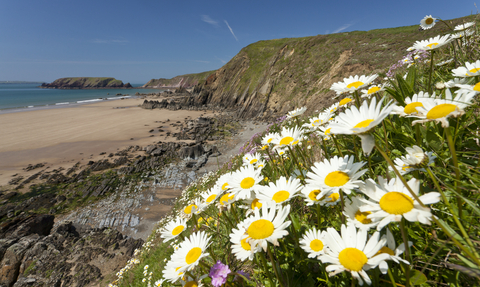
(40, 77, 132, 89)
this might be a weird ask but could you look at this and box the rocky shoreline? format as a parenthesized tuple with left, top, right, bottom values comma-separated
(0, 91, 268, 286)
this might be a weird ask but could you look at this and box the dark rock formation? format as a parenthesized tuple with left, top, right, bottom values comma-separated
(0, 217, 143, 287)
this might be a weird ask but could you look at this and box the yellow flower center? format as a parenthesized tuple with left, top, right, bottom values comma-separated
(241, 237, 251, 250)
(206, 194, 216, 203)
(469, 68, 480, 74)
(279, 136, 294, 146)
(355, 210, 372, 224)
(325, 128, 331, 135)
(185, 247, 202, 264)
(248, 219, 274, 239)
(308, 189, 320, 201)
(313, 119, 320, 124)
(426, 103, 456, 119)
(425, 18, 434, 25)
(367, 86, 381, 94)
(251, 198, 262, 210)
(347, 81, 364, 89)
(402, 165, 411, 171)
(267, 138, 273, 143)
(426, 42, 439, 49)
(339, 247, 368, 271)
(222, 182, 229, 190)
(324, 171, 350, 187)
(354, 119, 374, 129)
(376, 246, 395, 256)
(379, 192, 414, 214)
(474, 82, 480, 92)
(240, 177, 255, 189)
(339, 98, 352, 106)
(327, 193, 340, 202)
(272, 190, 290, 203)
(184, 204, 197, 214)
(184, 281, 198, 287)
(404, 102, 423, 114)
(171, 225, 184, 236)
(250, 159, 258, 164)
(219, 193, 234, 205)
(310, 239, 324, 252)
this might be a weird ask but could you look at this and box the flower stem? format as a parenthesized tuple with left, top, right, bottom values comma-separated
(267, 244, 286, 287)
(387, 268, 397, 287)
(332, 135, 344, 157)
(316, 204, 322, 229)
(399, 219, 411, 287)
(427, 51, 435, 94)
(444, 126, 462, 220)
(258, 252, 275, 286)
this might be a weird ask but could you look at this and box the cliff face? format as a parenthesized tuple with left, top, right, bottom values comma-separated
(41, 77, 129, 89)
(187, 17, 465, 119)
(143, 71, 215, 89)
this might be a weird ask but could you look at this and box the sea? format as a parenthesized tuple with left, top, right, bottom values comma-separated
(0, 83, 163, 112)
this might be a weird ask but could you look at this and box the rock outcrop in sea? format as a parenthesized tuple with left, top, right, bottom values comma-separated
(40, 77, 131, 89)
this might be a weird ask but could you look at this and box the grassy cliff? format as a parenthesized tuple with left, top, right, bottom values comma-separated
(188, 15, 476, 119)
(143, 71, 215, 88)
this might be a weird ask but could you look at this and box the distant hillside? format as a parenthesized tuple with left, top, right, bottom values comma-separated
(181, 15, 476, 119)
(40, 77, 132, 89)
(142, 71, 215, 89)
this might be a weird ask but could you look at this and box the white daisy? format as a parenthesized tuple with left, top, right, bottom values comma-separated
(287, 106, 307, 118)
(272, 126, 304, 149)
(317, 111, 335, 125)
(182, 198, 205, 217)
(454, 22, 476, 31)
(319, 224, 389, 286)
(391, 91, 436, 117)
(228, 165, 263, 201)
(436, 58, 454, 67)
(338, 97, 354, 107)
(303, 116, 322, 131)
(455, 81, 480, 98)
(452, 60, 480, 77)
(180, 274, 207, 287)
(300, 227, 328, 258)
(241, 204, 291, 251)
(170, 231, 211, 273)
(361, 84, 386, 98)
(160, 218, 188, 242)
(162, 260, 186, 283)
(333, 75, 379, 95)
(257, 176, 302, 205)
(359, 176, 441, 231)
(445, 78, 468, 88)
(301, 184, 341, 206)
(306, 155, 366, 195)
(154, 279, 165, 287)
(412, 89, 476, 127)
(201, 185, 223, 206)
(329, 97, 396, 154)
(343, 196, 380, 230)
(451, 29, 475, 39)
(229, 224, 263, 261)
(376, 229, 411, 274)
(216, 192, 236, 210)
(261, 132, 279, 148)
(216, 172, 233, 192)
(420, 15, 436, 30)
(412, 35, 452, 51)
(389, 145, 436, 175)
(317, 125, 333, 140)
(242, 152, 263, 166)
(326, 102, 340, 113)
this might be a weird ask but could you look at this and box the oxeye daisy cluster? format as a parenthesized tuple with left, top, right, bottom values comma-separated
(111, 14, 480, 287)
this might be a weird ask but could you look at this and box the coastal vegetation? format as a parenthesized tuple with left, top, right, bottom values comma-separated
(111, 14, 480, 287)
(143, 71, 216, 89)
(40, 77, 130, 89)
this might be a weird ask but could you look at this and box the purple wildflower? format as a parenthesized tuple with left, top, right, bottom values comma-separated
(209, 261, 231, 287)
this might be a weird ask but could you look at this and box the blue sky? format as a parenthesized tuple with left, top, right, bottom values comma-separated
(0, 0, 477, 83)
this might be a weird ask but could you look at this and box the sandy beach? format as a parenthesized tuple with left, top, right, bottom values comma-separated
(0, 98, 210, 187)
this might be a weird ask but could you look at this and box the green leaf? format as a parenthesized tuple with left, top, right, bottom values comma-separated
(409, 269, 427, 285)
(290, 213, 301, 230)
